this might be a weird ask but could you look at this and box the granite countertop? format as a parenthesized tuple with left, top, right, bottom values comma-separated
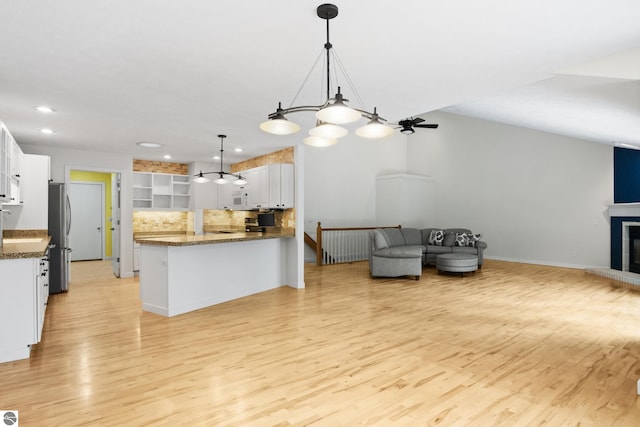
(0, 236, 52, 259)
(135, 230, 295, 246)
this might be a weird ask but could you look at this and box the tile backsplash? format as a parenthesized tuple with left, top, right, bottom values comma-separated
(203, 209, 295, 231)
(133, 209, 295, 234)
(133, 211, 188, 233)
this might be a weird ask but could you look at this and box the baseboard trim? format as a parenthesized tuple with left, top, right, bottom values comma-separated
(484, 256, 607, 270)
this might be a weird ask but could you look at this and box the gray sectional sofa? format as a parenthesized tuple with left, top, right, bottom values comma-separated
(369, 227, 487, 279)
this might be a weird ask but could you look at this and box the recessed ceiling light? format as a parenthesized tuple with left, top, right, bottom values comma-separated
(34, 105, 54, 113)
(136, 142, 164, 148)
(234, 148, 243, 152)
(163, 154, 172, 159)
(39, 128, 54, 134)
(213, 155, 220, 160)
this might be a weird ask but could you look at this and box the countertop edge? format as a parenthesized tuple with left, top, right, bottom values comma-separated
(0, 236, 52, 260)
(135, 232, 295, 246)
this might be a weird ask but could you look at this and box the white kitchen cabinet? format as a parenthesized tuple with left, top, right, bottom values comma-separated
(243, 168, 258, 208)
(238, 164, 293, 210)
(2, 154, 51, 230)
(10, 136, 23, 178)
(5, 135, 24, 205)
(36, 250, 50, 342)
(133, 172, 190, 210)
(217, 180, 234, 209)
(268, 164, 294, 209)
(218, 185, 233, 209)
(245, 166, 269, 209)
(0, 251, 50, 363)
(0, 122, 24, 205)
(0, 124, 10, 203)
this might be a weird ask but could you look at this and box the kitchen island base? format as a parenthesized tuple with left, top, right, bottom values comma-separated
(140, 237, 289, 317)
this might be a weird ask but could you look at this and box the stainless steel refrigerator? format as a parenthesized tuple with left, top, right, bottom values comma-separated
(48, 182, 72, 293)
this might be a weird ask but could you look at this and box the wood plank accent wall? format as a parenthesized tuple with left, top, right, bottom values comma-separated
(230, 147, 294, 173)
(133, 159, 189, 175)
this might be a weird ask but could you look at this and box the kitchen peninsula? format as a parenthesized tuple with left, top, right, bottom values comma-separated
(136, 230, 295, 317)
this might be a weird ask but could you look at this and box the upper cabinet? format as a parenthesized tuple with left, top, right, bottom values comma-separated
(0, 122, 24, 205)
(222, 164, 294, 210)
(3, 155, 50, 230)
(0, 126, 9, 202)
(268, 164, 294, 209)
(245, 166, 269, 209)
(133, 172, 190, 210)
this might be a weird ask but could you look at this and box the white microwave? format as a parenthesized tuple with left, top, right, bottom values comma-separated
(231, 189, 248, 209)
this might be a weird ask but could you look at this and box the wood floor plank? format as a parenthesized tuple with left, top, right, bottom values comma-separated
(0, 259, 639, 426)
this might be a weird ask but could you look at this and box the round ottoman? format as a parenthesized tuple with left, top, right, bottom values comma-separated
(436, 253, 478, 275)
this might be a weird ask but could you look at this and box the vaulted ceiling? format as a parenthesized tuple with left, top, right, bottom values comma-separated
(1, 1, 638, 163)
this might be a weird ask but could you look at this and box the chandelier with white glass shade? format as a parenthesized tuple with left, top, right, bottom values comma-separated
(259, 3, 394, 147)
(193, 134, 247, 185)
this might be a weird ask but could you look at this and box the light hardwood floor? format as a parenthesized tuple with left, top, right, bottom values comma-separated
(1, 259, 639, 426)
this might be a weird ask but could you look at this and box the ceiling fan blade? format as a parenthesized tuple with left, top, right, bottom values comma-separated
(414, 124, 439, 129)
(411, 117, 425, 125)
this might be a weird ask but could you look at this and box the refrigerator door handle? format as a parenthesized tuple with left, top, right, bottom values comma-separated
(66, 194, 72, 236)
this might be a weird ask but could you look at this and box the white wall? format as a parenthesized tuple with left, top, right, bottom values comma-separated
(303, 131, 407, 235)
(20, 144, 136, 276)
(406, 111, 613, 268)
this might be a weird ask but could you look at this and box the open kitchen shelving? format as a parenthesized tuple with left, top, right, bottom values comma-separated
(133, 172, 190, 210)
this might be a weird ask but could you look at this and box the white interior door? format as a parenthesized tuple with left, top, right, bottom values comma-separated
(69, 182, 104, 261)
(111, 173, 121, 277)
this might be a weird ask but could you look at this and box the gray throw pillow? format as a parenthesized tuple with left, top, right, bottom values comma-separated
(443, 232, 456, 247)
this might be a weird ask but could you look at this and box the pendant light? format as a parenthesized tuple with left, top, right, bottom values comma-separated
(192, 135, 247, 185)
(260, 3, 394, 146)
(355, 108, 394, 138)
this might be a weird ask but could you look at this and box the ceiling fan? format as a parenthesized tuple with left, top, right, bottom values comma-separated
(396, 117, 439, 135)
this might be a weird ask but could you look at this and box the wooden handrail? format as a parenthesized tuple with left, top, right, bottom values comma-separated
(318, 225, 402, 232)
(304, 232, 316, 251)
